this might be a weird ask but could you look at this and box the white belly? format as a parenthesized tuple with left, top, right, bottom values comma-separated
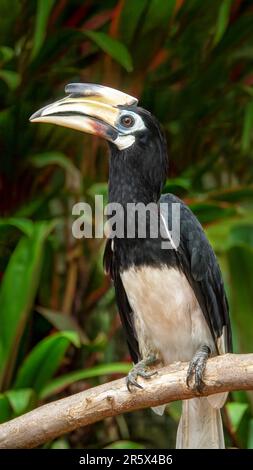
(121, 266, 214, 364)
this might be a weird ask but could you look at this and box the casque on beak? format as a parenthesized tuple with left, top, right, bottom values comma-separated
(29, 83, 138, 144)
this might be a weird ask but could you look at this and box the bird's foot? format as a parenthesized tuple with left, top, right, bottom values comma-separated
(126, 354, 158, 392)
(186, 345, 211, 392)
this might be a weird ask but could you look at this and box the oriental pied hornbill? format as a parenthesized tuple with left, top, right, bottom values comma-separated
(30, 83, 232, 449)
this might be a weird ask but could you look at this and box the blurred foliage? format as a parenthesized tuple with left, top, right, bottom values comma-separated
(0, 0, 253, 449)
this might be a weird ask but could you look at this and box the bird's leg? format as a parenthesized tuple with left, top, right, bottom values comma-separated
(186, 345, 211, 393)
(126, 354, 158, 392)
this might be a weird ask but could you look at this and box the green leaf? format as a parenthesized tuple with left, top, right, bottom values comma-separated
(168, 401, 181, 422)
(0, 46, 14, 63)
(241, 100, 253, 152)
(50, 438, 70, 449)
(209, 186, 253, 203)
(30, 28, 83, 69)
(84, 30, 133, 72)
(226, 402, 249, 432)
(30, 152, 81, 190)
(104, 440, 145, 449)
(229, 224, 253, 249)
(40, 362, 131, 399)
(143, 0, 176, 34)
(247, 419, 253, 449)
(31, 0, 55, 59)
(84, 332, 108, 353)
(14, 331, 80, 393)
(163, 177, 191, 194)
(0, 70, 20, 90)
(120, 0, 149, 44)
(5, 388, 35, 416)
(227, 246, 253, 353)
(0, 218, 34, 237)
(189, 202, 236, 224)
(0, 221, 55, 389)
(0, 394, 12, 424)
(206, 216, 253, 252)
(231, 390, 250, 405)
(36, 306, 89, 345)
(88, 182, 108, 204)
(213, 0, 232, 45)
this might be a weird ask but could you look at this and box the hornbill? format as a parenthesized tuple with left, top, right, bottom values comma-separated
(30, 83, 232, 449)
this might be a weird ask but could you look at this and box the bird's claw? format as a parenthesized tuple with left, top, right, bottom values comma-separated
(126, 355, 158, 392)
(126, 373, 143, 392)
(186, 345, 210, 393)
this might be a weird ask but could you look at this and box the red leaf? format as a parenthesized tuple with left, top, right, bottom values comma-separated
(82, 10, 113, 31)
(109, 0, 125, 38)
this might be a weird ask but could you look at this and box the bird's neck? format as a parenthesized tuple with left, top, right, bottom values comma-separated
(108, 147, 162, 207)
(107, 142, 167, 246)
(108, 167, 157, 206)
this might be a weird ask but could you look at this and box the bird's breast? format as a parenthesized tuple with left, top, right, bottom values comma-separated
(121, 266, 214, 364)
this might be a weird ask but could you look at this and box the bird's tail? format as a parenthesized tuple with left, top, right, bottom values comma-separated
(176, 396, 225, 449)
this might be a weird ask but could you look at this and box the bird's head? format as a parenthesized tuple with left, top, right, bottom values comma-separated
(30, 83, 168, 201)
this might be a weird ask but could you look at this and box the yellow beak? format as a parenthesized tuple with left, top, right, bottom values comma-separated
(29, 83, 138, 143)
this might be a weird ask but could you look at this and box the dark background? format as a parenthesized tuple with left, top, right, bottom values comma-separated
(0, 0, 253, 449)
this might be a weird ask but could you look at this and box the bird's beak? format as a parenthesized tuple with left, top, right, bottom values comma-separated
(29, 83, 138, 143)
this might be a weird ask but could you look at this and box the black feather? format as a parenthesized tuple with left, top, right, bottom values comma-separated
(103, 239, 140, 363)
(160, 193, 232, 353)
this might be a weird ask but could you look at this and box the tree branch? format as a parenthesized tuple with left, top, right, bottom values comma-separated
(0, 353, 252, 449)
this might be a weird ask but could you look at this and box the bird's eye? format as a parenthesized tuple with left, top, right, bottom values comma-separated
(119, 114, 135, 128)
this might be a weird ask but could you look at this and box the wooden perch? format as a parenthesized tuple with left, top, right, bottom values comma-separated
(0, 353, 252, 449)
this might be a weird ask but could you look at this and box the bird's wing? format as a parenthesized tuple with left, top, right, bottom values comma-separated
(160, 193, 232, 354)
(103, 239, 140, 363)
